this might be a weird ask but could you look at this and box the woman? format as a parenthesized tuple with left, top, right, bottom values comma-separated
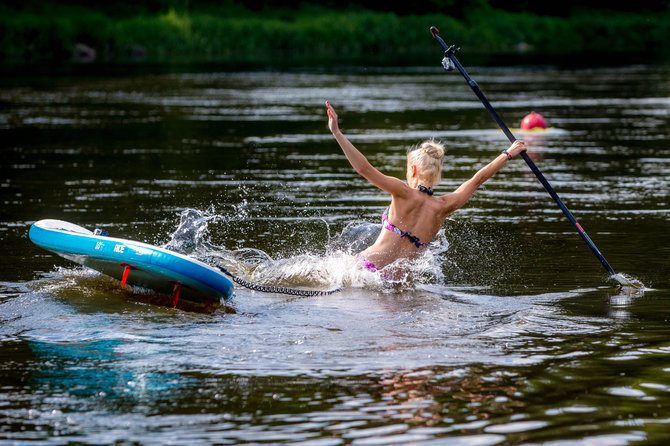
(326, 101, 527, 273)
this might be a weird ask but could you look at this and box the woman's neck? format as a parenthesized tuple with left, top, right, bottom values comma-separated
(409, 178, 432, 189)
(417, 185, 434, 195)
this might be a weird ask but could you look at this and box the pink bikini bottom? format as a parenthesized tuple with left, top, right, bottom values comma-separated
(356, 253, 380, 272)
(356, 253, 399, 282)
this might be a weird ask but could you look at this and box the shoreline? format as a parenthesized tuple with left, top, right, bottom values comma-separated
(1, 4, 669, 72)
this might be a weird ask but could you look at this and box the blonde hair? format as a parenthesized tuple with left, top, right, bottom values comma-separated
(407, 139, 445, 186)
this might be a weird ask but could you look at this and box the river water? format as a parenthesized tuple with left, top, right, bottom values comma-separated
(1, 63, 670, 444)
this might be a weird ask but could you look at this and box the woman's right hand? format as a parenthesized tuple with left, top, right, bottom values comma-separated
(508, 140, 527, 158)
(326, 101, 339, 134)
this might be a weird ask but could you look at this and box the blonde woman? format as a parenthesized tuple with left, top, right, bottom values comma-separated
(326, 101, 527, 273)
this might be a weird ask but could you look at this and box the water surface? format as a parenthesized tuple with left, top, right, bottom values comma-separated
(1, 64, 670, 444)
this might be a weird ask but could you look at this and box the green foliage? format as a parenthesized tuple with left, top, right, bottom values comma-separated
(0, 1, 669, 67)
(0, 8, 110, 64)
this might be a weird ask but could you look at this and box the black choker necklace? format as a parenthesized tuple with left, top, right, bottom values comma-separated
(417, 185, 434, 195)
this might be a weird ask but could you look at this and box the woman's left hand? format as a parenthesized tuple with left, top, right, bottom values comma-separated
(326, 101, 340, 134)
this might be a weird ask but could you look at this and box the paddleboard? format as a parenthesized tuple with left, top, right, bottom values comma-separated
(29, 219, 234, 308)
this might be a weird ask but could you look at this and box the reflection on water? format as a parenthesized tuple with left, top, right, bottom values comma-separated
(1, 64, 670, 443)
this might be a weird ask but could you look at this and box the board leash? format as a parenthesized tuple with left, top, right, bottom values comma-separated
(215, 265, 342, 297)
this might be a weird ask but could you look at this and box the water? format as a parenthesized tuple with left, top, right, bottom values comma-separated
(2, 63, 670, 444)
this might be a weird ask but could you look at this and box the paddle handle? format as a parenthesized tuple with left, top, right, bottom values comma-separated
(430, 26, 616, 277)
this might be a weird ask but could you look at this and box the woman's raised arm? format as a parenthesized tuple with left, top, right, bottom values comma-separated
(443, 140, 527, 213)
(327, 101, 408, 197)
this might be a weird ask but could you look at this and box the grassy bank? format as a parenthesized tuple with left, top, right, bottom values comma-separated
(1, 3, 669, 69)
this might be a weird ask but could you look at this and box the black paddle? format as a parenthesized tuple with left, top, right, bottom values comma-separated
(430, 26, 636, 287)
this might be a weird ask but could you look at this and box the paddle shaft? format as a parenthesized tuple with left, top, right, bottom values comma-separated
(430, 27, 616, 277)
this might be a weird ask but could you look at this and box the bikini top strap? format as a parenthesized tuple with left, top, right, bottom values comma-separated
(418, 185, 434, 195)
(382, 207, 402, 236)
(381, 207, 429, 248)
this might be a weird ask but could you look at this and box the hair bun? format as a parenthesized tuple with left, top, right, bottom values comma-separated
(420, 140, 445, 160)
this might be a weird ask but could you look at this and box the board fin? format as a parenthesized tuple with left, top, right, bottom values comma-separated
(120, 263, 137, 288)
(172, 282, 182, 307)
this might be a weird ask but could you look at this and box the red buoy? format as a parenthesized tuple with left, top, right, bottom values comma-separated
(520, 112, 547, 130)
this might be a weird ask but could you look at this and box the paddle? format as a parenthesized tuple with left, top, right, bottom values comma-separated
(429, 26, 636, 287)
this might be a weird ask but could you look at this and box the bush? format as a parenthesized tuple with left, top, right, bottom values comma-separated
(0, 2, 668, 67)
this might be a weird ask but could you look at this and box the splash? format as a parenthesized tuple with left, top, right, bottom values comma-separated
(610, 273, 647, 293)
(162, 208, 449, 293)
(164, 208, 222, 253)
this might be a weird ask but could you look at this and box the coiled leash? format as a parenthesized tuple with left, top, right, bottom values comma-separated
(215, 265, 341, 297)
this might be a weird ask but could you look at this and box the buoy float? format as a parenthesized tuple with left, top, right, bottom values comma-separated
(520, 112, 547, 130)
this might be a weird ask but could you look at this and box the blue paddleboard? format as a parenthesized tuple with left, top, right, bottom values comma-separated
(29, 219, 234, 307)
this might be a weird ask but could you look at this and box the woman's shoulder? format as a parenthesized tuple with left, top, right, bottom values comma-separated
(388, 181, 415, 200)
(436, 192, 460, 215)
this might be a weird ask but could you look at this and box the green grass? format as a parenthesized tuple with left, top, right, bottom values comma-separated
(1, 3, 668, 68)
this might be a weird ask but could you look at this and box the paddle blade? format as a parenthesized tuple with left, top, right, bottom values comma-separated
(611, 273, 645, 291)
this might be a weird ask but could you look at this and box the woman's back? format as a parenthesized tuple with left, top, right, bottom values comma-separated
(360, 187, 450, 269)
